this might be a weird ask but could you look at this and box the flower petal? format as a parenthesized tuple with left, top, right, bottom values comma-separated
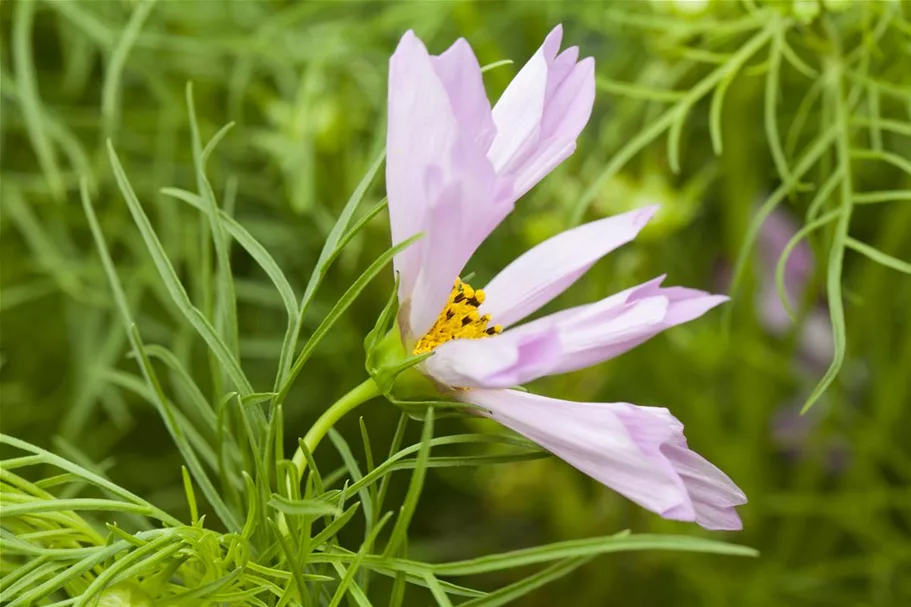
(431, 38, 496, 151)
(464, 389, 746, 530)
(480, 206, 659, 328)
(551, 287, 727, 376)
(422, 325, 561, 389)
(386, 31, 457, 301)
(506, 57, 594, 200)
(387, 32, 507, 339)
(406, 183, 467, 338)
(488, 25, 595, 203)
(500, 278, 727, 378)
(487, 25, 563, 173)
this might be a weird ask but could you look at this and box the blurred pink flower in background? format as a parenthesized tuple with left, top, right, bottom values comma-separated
(384, 26, 746, 530)
(755, 209, 834, 370)
(751, 208, 847, 470)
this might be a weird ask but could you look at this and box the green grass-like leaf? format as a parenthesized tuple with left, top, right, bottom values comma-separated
(106, 143, 254, 397)
(382, 407, 434, 559)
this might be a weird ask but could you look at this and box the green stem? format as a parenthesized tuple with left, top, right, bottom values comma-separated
(278, 378, 381, 538)
(290, 377, 381, 479)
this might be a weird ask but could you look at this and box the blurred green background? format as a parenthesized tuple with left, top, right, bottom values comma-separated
(2, 0, 911, 605)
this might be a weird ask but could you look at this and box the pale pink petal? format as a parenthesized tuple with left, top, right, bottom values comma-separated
(422, 326, 561, 389)
(386, 31, 457, 302)
(503, 57, 595, 201)
(431, 38, 496, 151)
(406, 131, 507, 338)
(407, 184, 467, 339)
(504, 279, 727, 377)
(480, 206, 659, 328)
(506, 276, 669, 330)
(464, 389, 746, 530)
(387, 31, 507, 339)
(540, 57, 595, 140)
(487, 26, 563, 173)
(508, 138, 577, 202)
(488, 25, 595, 203)
(658, 442, 748, 530)
(545, 46, 580, 101)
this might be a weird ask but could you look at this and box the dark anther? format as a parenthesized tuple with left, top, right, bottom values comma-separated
(445, 310, 455, 320)
(467, 297, 481, 307)
(461, 316, 472, 326)
(485, 327, 498, 335)
(453, 293, 466, 304)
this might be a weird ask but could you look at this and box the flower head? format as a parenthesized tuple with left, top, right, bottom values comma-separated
(382, 26, 746, 530)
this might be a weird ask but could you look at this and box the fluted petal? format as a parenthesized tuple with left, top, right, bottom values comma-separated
(404, 138, 504, 338)
(387, 32, 457, 302)
(488, 25, 595, 203)
(464, 389, 746, 530)
(431, 38, 496, 151)
(480, 206, 658, 328)
(522, 281, 728, 377)
(488, 26, 563, 173)
(422, 324, 561, 389)
(387, 31, 507, 339)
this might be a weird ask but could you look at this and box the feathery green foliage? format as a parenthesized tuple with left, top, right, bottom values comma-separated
(2, 1, 910, 605)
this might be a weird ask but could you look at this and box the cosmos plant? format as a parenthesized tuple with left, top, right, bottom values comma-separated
(3, 0, 909, 604)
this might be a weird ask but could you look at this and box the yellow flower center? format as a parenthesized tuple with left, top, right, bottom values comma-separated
(412, 279, 502, 355)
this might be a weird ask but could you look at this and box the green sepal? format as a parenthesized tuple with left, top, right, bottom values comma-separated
(364, 276, 474, 419)
(365, 321, 439, 401)
(364, 272, 401, 356)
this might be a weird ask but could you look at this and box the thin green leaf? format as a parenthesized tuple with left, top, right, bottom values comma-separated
(853, 190, 911, 204)
(427, 534, 758, 576)
(102, 0, 157, 138)
(12, 0, 65, 201)
(327, 512, 392, 607)
(276, 233, 421, 404)
(802, 67, 855, 414)
(572, 22, 775, 223)
(106, 144, 254, 396)
(727, 126, 839, 307)
(775, 209, 842, 320)
(268, 494, 342, 517)
(327, 428, 375, 533)
(187, 82, 240, 362)
(383, 408, 434, 558)
(765, 25, 792, 184)
(423, 572, 455, 607)
(275, 150, 386, 392)
(72, 535, 175, 607)
(267, 519, 310, 602)
(458, 558, 591, 607)
(0, 435, 176, 525)
(311, 503, 361, 548)
(596, 77, 686, 102)
(480, 59, 513, 73)
(846, 237, 911, 275)
(851, 148, 911, 177)
(161, 187, 300, 322)
(81, 179, 241, 532)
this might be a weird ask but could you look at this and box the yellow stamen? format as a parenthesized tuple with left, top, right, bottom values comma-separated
(413, 278, 502, 355)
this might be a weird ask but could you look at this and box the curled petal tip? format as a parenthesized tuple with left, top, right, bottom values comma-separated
(543, 24, 564, 56)
(397, 29, 419, 47)
(635, 204, 661, 226)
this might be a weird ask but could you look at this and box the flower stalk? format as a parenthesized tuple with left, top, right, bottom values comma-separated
(290, 377, 382, 477)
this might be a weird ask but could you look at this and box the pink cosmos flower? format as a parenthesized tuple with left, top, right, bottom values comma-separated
(756, 209, 833, 370)
(385, 26, 746, 530)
